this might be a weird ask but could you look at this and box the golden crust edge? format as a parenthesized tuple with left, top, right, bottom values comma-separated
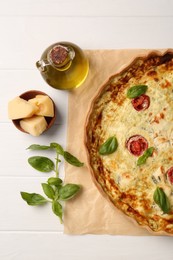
(83, 48, 173, 236)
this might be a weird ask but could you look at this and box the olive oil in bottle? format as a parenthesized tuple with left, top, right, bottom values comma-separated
(36, 42, 89, 90)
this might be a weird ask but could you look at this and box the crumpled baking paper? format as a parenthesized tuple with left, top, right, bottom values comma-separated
(64, 49, 164, 235)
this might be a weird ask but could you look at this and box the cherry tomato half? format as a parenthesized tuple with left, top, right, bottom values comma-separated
(166, 167, 173, 185)
(131, 94, 150, 111)
(126, 135, 148, 156)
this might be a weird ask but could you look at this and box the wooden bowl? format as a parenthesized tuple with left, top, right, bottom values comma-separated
(12, 90, 56, 134)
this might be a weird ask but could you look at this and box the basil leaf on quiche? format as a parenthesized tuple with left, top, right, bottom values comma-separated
(153, 187, 171, 214)
(127, 85, 148, 98)
(137, 147, 154, 166)
(99, 136, 118, 155)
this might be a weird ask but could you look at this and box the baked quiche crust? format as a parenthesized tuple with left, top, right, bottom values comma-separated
(85, 50, 173, 235)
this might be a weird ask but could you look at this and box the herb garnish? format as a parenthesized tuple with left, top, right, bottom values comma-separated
(20, 142, 84, 223)
(99, 136, 118, 155)
(127, 85, 148, 99)
(153, 187, 171, 214)
(137, 147, 154, 166)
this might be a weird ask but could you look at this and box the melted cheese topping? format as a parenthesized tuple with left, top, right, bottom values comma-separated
(86, 52, 173, 234)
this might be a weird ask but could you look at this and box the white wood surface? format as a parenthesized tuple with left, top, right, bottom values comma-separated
(1, 0, 173, 259)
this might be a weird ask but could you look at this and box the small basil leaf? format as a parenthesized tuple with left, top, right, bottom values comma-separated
(137, 147, 154, 166)
(153, 187, 171, 214)
(63, 151, 84, 167)
(54, 188, 61, 200)
(52, 200, 63, 223)
(99, 136, 118, 155)
(127, 85, 148, 98)
(20, 192, 47, 206)
(59, 184, 81, 201)
(28, 156, 54, 172)
(41, 183, 55, 199)
(26, 144, 50, 150)
(50, 143, 64, 155)
(47, 177, 63, 187)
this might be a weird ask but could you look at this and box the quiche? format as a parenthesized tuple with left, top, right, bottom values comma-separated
(85, 50, 173, 235)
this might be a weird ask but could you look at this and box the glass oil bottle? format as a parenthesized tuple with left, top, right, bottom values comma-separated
(36, 42, 89, 90)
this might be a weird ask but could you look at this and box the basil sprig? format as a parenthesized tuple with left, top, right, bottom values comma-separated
(153, 187, 171, 214)
(27, 143, 83, 167)
(127, 85, 148, 98)
(20, 142, 83, 223)
(137, 147, 154, 166)
(99, 136, 118, 155)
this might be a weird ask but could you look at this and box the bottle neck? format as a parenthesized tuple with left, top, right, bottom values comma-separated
(47, 45, 75, 71)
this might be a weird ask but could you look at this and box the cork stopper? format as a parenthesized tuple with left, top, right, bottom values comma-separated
(49, 45, 68, 66)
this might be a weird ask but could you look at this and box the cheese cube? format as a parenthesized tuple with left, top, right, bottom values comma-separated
(8, 97, 38, 119)
(20, 116, 48, 136)
(28, 95, 54, 117)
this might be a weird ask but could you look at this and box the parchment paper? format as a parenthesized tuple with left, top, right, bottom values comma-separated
(64, 49, 161, 235)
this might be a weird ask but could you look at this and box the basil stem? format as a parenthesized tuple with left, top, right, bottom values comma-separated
(153, 187, 171, 214)
(137, 147, 154, 166)
(55, 153, 60, 177)
(127, 85, 148, 98)
(99, 136, 118, 155)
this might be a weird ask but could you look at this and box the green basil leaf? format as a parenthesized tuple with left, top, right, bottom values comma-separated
(153, 187, 171, 214)
(54, 188, 60, 200)
(20, 192, 47, 206)
(99, 136, 118, 155)
(50, 143, 64, 155)
(47, 177, 63, 187)
(26, 144, 50, 150)
(52, 200, 63, 223)
(127, 85, 148, 98)
(28, 156, 54, 172)
(63, 151, 84, 167)
(137, 147, 154, 166)
(41, 183, 55, 199)
(59, 184, 81, 201)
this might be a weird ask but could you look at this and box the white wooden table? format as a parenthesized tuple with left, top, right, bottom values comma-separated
(1, 0, 173, 259)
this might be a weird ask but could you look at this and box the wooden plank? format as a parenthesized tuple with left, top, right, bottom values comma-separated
(0, 232, 173, 260)
(0, 122, 67, 177)
(0, 177, 63, 231)
(0, 0, 173, 16)
(0, 16, 173, 69)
